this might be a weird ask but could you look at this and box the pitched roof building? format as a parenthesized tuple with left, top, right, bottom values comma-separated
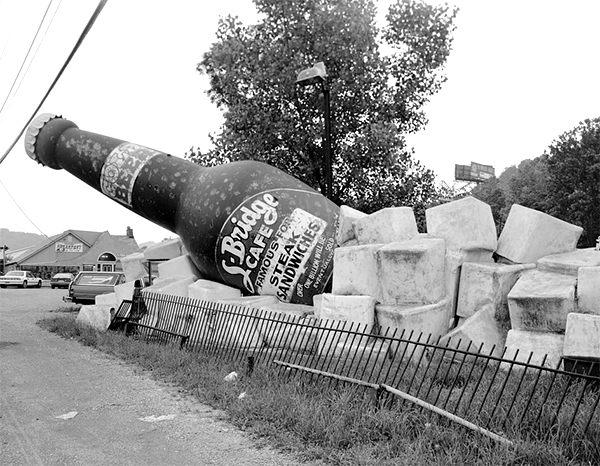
(8, 227, 141, 278)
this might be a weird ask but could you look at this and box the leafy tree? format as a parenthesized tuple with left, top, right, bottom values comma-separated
(545, 117, 600, 247)
(188, 0, 457, 215)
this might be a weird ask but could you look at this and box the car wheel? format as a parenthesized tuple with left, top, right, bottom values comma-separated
(22, 281, 28, 289)
(37, 281, 42, 288)
(0, 285, 5, 289)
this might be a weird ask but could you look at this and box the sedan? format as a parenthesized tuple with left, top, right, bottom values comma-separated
(50, 273, 75, 289)
(0, 270, 42, 288)
(64, 271, 126, 304)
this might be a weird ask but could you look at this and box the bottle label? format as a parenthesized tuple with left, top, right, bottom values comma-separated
(216, 189, 337, 304)
(101, 143, 160, 207)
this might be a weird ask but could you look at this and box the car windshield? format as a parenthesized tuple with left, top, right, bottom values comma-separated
(6, 271, 24, 276)
(53, 274, 72, 279)
(77, 273, 121, 286)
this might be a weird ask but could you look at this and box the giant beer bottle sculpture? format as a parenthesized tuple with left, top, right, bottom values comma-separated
(25, 114, 338, 305)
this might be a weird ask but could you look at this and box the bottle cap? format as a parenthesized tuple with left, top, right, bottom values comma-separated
(24, 113, 58, 164)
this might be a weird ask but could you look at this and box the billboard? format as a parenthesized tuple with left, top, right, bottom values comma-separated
(455, 162, 495, 182)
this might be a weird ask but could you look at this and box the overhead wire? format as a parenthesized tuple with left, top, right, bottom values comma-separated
(4, 0, 64, 116)
(0, 179, 48, 237)
(0, 0, 54, 116)
(0, 0, 108, 167)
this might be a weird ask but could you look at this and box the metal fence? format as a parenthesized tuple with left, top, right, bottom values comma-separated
(110, 292, 600, 445)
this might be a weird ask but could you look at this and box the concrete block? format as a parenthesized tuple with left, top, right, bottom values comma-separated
(376, 237, 445, 305)
(332, 244, 383, 297)
(336, 205, 367, 246)
(425, 196, 497, 252)
(353, 207, 418, 245)
(143, 238, 183, 261)
(157, 254, 203, 280)
(95, 292, 118, 307)
(376, 299, 450, 357)
(439, 308, 506, 358)
(537, 248, 600, 276)
(120, 252, 148, 282)
(508, 270, 576, 333)
(318, 294, 376, 356)
(255, 304, 319, 354)
(186, 305, 265, 350)
(503, 329, 564, 369)
(76, 304, 115, 332)
(320, 294, 376, 332)
(313, 294, 323, 320)
(563, 313, 600, 359)
(456, 262, 535, 320)
(577, 267, 600, 314)
(144, 276, 196, 298)
(188, 279, 242, 302)
(114, 281, 136, 304)
(497, 204, 582, 264)
(216, 295, 280, 309)
(445, 248, 494, 319)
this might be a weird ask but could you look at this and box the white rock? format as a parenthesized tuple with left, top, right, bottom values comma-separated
(496, 204, 582, 264)
(144, 276, 196, 298)
(143, 238, 183, 261)
(120, 252, 148, 282)
(508, 270, 576, 333)
(336, 205, 367, 246)
(376, 237, 445, 305)
(316, 294, 376, 358)
(95, 292, 118, 307)
(115, 280, 136, 304)
(255, 306, 318, 354)
(312, 294, 323, 320)
(577, 267, 600, 314)
(331, 244, 383, 297)
(425, 196, 497, 252)
(563, 313, 600, 359)
(320, 294, 376, 332)
(353, 207, 418, 245)
(76, 304, 115, 331)
(445, 248, 494, 320)
(456, 262, 535, 320)
(158, 254, 203, 280)
(503, 329, 564, 369)
(537, 248, 600, 276)
(215, 295, 279, 308)
(188, 279, 242, 302)
(376, 299, 450, 359)
(439, 307, 506, 358)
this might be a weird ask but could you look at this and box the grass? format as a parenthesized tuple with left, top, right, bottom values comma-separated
(39, 312, 599, 466)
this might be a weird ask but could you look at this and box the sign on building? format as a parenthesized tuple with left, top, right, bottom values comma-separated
(55, 242, 83, 253)
(455, 162, 495, 182)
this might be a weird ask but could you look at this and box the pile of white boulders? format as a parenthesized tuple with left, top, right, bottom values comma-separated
(78, 197, 600, 371)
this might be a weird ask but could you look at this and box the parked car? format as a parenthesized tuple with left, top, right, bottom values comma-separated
(50, 272, 75, 289)
(64, 271, 126, 304)
(0, 270, 42, 288)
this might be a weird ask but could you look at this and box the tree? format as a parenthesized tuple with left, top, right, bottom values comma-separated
(545, 117, 600, 247)
(188, 0, 457, 216)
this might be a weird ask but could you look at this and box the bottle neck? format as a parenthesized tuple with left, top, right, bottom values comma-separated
(50, 126, 195, 232)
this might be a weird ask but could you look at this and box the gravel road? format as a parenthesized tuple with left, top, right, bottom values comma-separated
(0, 287, 315, 466)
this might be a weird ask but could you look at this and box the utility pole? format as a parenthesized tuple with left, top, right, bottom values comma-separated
(1, 245, 8, 275)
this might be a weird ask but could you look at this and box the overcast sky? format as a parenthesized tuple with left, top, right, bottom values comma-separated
(0, 0, 599, 244)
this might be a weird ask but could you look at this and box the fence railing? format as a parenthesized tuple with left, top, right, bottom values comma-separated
(110, 292, 600, 444)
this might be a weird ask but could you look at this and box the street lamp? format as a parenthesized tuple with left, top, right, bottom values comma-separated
(296, 62, 333, 200)
(1, 245, 8, 274)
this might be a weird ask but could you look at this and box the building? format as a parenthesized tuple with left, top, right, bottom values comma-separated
(6, 227, 141, 279)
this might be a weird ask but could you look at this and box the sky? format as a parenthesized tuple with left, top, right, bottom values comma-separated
(0, 0, 599, 245)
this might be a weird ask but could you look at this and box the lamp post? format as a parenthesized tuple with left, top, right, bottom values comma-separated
(296, 62, 333, 200)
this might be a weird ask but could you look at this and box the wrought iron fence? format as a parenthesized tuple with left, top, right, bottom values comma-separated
(110, 292, 600, 445)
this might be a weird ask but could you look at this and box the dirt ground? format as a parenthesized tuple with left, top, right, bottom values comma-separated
(0, 287, 316, 466)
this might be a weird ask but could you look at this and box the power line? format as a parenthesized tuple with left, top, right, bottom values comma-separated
(0, 0, 108, 166)
(0, 179, 48, 237)
(4, 0, 64, 115)
(0, 0, 54, 116)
